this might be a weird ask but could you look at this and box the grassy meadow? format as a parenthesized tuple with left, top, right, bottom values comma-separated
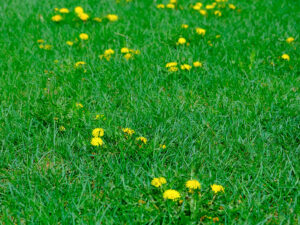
(0, 0, 299, 224)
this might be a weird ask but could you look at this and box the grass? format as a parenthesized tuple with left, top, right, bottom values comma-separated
(0, 0, 299, 223)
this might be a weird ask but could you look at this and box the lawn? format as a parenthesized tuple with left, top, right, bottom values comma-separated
(0, 0, 299, 224)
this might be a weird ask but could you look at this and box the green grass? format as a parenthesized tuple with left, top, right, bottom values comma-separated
(0, 0, 299, 223)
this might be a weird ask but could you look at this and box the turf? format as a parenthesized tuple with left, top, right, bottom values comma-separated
(0, 0, 299, 224)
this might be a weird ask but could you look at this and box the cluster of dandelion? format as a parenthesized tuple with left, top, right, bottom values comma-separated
(148, 177, 225, 222)
(51, 6, 118, 23)
(90, 128, 104, 146)
(165, 61, 202, 72)
(120, 47, 141, 60)
(99, 48, 141, 61)
(156, 0, 177, 9)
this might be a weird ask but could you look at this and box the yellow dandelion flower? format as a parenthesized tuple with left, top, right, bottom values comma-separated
(281, 54, 290, 61)
(169, 0, 177, 3)
(177, 37, 186, 45)
(214, 10, 222, 16)
(66, 41, 73, 46)
(75, 6, 84, 15)
(122, 128, 135, 136)
(136, 137, 147, 144)
(79, 33, 89, 40)
(286, 37, 294, 43)
(196, 27, 206, 36)
(228, 4, 236, 10)
(93, 17, 102, 22)
(37, 39, 44, 43)
(59, 8, 69, 14)
(91, 137, 104, 146)
(181, 24, 189, 29)
(121, 47, 130, 53)
(193, 61, 203, 67)
(76, 102, 83, 108)
(59, 126, 66, 131)
(169, 67, 178, 72)
(75, 61, 86, 67)
(44, 44, 52, 50)
(159, 177, 167, 184)
(160, 144, 166, 149)
(199, 9, 207, 16)
(104, 49, 115, 55)
(166, 62, 177, 68)
(180, 64, 192, 70)
(156, 4, 165, 9)
(186, 180, 201, 190)
(193, 4, 202, 10)
(51, 15, 62, 22)
(92, 128, 104, 137)
(166, 3, 175, 9)
(124, 53, 133, 60)
(107, 14, 118, 22)
(216, 34, 221, 38)
(211, 184, 225, 194)
(206, 4, 216, 9)
(79, 13, 89, 21)
(163, 189, 181, 201)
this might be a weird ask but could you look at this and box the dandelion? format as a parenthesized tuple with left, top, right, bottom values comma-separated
(91, 137, 104, 146)
(107, 14, 118, 22)
(93, 17, 102, 22)
(181, 24, 188, 29)
(66, 41, 73, 46)
(75, 6, 84, 15)
(177, 37, 187, 45)
(104, 49, 115, 55)
(163, 189, 181, 201)
(136, 137, 147, 144)
(59, 126, 66, 131)
(79, 13, 89, 21)
(281, 54, 290, 61)
(211, 184, 225, 194)
(193, 3, 202, 10)
(44, 44, 52, 50)
(92, 128, 104, 137)
(121, 47, 130, 53)
(214, 10, 222, 16)
(206, 4, 216, 9)
(196, 27, 206, 36)
(124, 53, 133, 60)
(156, 4, 165, 9)
(199, 9, 207, 16)
(75, 61, 86, 67)
(76, 102, 83, 108)
(51, 15, 62, 22)
(37, 39, 44, 43)
(286, 37, 294, 43)
(122, 128, 135, 136)
(151, 177, 167, 188)
(59, 8, 69, 13)
(79, 33, 89, 40)
(166, 3, 175, 9)
(193, 61, 202, 67)
(159, 144, 166, 149)
(166, 62, 177, 68)
(180, 64, 192, 70)
(216, 34, 221, 38)
(186, 180, 201, 192)
(169, 0, 177, 3)
(228, 4, 236, 10)
(168, 67, 178, 72)
(99, 49, 115, 61)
